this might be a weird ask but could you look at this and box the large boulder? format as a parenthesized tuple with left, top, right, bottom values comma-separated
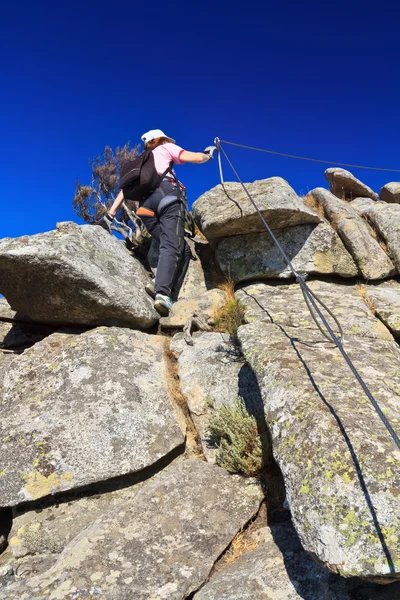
(380, 182, 400, 204)
(310, 188, 394, 280)
(325, 168, 378, 200)
(194, 521, 400, 600)
(0, 327, 185, 506)
(171, 332, 267, 462)
(0, 222, 158, 329)
(239, 321, 400, 580)
(364, 203, 400, 271)
(2, 460, 263, 600)
(192, 178, 321, 242)
(215, 222, 359, 282)
(236, 280, 394, 341)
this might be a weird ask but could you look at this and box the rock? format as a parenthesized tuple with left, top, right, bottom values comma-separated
(236, 280, 394, 341)
(178, 240, 218, 299)
(3, 459, 263, 600)
(215, 222, 359, 282)
(192, 178, 321, 242)
(362, 280, 400, 338)
(350, 197, 379, 214)
(171, 332, 267, 462)
(8, 480, 145, 558)
(310, 188, 394, 280)
(325, 168, 378, 201)
(380, 183, 400, 204)
(239, 321, 400, 580)
(0, 223, 159, 329)
(0, 551, 57, 594)
(0, 299, 52, 350)
(194, 520, 400, 600)
(0, 327, 185, 507)
(364, 203, 400, 271)
(160, 289, 226, 330)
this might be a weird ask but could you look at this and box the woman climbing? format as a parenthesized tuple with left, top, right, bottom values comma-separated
(100, 129, 216, 316)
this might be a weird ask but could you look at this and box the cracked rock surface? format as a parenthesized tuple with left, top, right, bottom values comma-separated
(2, 460, 263, 600)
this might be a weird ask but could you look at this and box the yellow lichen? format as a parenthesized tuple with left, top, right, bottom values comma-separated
(23, 471, 74, 500)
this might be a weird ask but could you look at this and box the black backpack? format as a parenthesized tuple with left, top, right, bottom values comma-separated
(120, 150, 196, 238)
(119, 150, 172, 202)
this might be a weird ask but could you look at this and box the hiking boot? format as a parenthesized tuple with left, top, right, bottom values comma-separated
(154, 293, 173, 316)
(145, 278, 155, 299)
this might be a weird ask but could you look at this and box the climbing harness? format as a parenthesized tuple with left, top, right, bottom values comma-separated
(214, 137, 400, 450)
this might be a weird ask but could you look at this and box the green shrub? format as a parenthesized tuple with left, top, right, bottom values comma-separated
(207, 398, 265, 477)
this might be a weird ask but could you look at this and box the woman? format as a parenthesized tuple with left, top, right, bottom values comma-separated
(103, 129, 215, 316)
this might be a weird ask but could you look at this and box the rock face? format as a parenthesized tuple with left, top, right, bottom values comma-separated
(192, 178, 321, 242)
(215, 223, 359, 282)
(310, 188, 394, 280)
(0, 299, 51, 350)
(194, 521, 400, 600)
(160, 289, 226, 330)
(0, 327, 185, 506)
(380, 182, 400, 204)
(171, 332, 266, 462)
(363, 280, 400, 338)
(178, 240, 219, 299)
(325, 168, 379, 201)
(364, 203, 400, 271)
(8, 482, 143, 559)
(350, 197, 379, 214)
(0, 222, 159, 329)
(236, 280, 394, 341)
(3, 460, 263, 600)
(239, 321, 400, 580)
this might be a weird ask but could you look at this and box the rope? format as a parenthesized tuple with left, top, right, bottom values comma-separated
(219, 139, 400, 173)
(215, 138, 400, 450)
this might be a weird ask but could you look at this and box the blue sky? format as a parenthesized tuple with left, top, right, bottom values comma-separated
(1, 0, 399, 239)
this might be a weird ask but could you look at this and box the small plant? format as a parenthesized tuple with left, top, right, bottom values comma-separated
(207, 397, 266, 477)
(213, 279, 246, 344)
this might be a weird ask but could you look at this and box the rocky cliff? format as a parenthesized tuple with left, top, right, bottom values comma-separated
(0, 168, 399, 599)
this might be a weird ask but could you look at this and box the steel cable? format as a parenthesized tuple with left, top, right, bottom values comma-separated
(214, 138, 400, 450)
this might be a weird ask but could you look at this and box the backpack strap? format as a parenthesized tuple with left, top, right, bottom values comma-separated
(162, 162, 183, 201)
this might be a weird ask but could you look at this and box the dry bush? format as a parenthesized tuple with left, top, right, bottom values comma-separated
(219, 528, 258, 567)
(72, 143, 148, 248)
(355, 283, 376, 315)
(302, 193, 325, 218)
(213, 279, 246, 345)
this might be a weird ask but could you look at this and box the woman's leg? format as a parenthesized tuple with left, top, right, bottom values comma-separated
(170, 240, 192, 301)
(155, 201, 185, 298)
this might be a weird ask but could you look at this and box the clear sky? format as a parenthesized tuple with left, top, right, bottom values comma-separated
(1, 0, 399, 239)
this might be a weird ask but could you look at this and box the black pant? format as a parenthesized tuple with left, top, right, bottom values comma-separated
(141, 201, 191, 300)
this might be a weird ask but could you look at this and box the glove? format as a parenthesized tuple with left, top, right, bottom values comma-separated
(203, 146, 217, 160)
(96, 213, 114, 233)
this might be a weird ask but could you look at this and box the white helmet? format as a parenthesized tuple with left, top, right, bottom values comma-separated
(141, 129, 175, 144)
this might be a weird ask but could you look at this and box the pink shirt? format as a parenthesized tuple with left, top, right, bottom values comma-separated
(152, 142, 185, 177)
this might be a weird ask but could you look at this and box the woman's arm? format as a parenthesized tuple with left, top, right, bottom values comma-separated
(179, 150, 211, 164)
(108, 190, 125, 218)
